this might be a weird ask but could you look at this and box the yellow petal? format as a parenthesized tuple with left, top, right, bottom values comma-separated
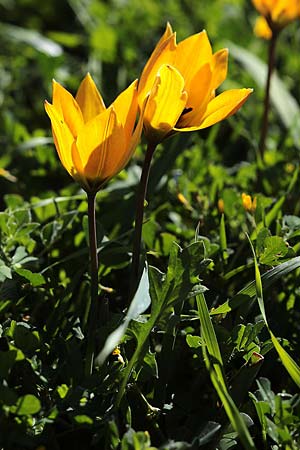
(111, 79, 138, 148)
(252, 0, 270, 16)
(138, 32, 176, 107)
(174, 30, 213, 90)
(75, 73, 106, 123)
(52, 80, 83, 138)
(122, 96, 149, 167)
(254, 16, 273, 39)
(199, 88, 253, 129)
(211, 48, 228, 90)
(75, 107, 125, 186)
(143, 64, 188, 144)
(44, 100, 75, 176)
(176, 63, 212, 129)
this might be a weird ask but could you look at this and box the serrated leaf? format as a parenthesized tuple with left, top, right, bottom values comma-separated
(259, 236, 288, 266)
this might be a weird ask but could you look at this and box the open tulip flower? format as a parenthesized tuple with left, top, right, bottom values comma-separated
(252, 0, 300, 33)
(45, 74, 143, 193)
(138, 23, 252, 145)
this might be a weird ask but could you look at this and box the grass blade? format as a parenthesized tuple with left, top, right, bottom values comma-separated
(196, 293, 256, 450)
(247, 236, 300, 387)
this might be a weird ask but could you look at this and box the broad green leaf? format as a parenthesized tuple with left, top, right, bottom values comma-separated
(14, 268, 45, 287)
(13, 394, 41, 415)
(259, 236, 289, 266)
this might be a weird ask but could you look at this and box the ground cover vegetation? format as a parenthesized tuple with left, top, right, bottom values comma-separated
(1, 0, 300, 449)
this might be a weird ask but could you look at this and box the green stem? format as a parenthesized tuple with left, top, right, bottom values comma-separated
(130, 141, 157, 298)
(85, 191, 99, 376)
(259, 31, 278, 162)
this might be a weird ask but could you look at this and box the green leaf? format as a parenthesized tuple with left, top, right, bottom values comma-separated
(259, 236, 289, 266)
(14, 268, 45, 287)
(115, 241, 208, 407)
(56, 384, 69, 399)
(13, 394, 41, 415)
(74, 415, 93, 424)
(0, 263, 12, 281)
(186, 334, 203, 349)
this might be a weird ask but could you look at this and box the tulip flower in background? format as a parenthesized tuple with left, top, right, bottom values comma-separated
(130, 23, 252, 288)
(252, 0, 300, 33)
(242, 193, 257, 213)
(252, 0, 300, 159)
(45, 74, 144, 375)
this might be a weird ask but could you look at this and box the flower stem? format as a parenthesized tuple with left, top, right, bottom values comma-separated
(259, 31, 278, 162)
(130, 142, 157, 297)
(85, 191, 99, 376)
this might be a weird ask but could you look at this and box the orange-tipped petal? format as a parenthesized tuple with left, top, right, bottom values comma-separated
(75, 73, 106, 122)
(211, 48, 228, 90)
(199, 88, 253, 129)
(44, 100, 75, 176)
(143, 64, 188, 144)
(112, 79, 138, 147)
(252, 0, 270, 16)
(175, 30, 212, 90)
(156, 22, 173, 47)
(52, 80, 83, 138)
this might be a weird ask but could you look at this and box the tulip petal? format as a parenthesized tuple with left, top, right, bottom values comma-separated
(138, 32, 176, 106)
(112, 79, 138, 147)
(175, 30, 213, 90)
(52, 80, 83, 138)
(76, 107, 125, 185)
(199, 88, 253, 129)
(44, 100, 75, 176)
(75, 73, 106, 123)
(175, 88, 252, 132)
(156, 22, 173, 47)
(143, 64, 188, 144)
(176, 63, 212, 129)
(211, 48, 228, 90)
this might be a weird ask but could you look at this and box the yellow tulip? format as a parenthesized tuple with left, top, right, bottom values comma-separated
(45, 74, 144, 192)
(242, 193, 257, 213)
(138, 23, 253, 145)
(254, 16, 273, 39)
(252, 0, 300, 31)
